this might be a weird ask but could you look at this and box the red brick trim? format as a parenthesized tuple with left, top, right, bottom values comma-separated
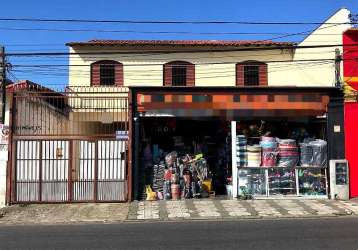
(91, 60, 123, 86)
(236, 61, 268, 86)
(163, 61, 195, 86)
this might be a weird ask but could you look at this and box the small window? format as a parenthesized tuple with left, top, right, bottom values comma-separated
(100, 64, 115, 86)
(164, 61, 195, 87)
(172, 65, 187, 86)
(244, 65, 259, 86)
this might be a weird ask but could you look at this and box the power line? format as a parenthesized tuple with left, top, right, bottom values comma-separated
(0, 17, 352, 25)
(6, 43, 358, 57)
(0, 26, 349, 36)
(11, 58, 338, 68)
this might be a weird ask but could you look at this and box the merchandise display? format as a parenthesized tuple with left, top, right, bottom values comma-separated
(145, 152, 213, 200)
(297, 168, 327, 195)
(238, 168, 266, 196)
(260, 136, 278, 167)
(235, 123, 328, 197)
(268, 168, 296, 195)
(236, 135, 247, 167)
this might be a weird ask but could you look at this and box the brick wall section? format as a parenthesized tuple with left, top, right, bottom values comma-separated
(91, 60, 123, 86)
(163, 61, 195, 86)
(236, 61, 268, 86)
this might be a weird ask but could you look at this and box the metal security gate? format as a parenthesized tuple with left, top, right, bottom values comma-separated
(14, 139, 127, 203)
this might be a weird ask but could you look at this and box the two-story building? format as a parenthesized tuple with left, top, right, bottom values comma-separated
(4, 8, 352, 204)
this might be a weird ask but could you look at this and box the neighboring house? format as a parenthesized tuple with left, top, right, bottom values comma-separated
(8, 80, 69, 136)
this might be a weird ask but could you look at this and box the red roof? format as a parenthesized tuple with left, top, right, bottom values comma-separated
(66, 39, 295, 47)
(6, 80, 60, 94)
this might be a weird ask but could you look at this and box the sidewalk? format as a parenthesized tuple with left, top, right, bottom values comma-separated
(0, 203, 129, 225)
(1, 199, 358, 225)
(127, 199, 358, 221)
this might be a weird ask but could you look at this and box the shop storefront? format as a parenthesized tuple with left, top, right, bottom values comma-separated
(129, 86, 345, 201)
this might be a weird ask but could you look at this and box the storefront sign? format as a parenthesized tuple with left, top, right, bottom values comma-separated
(116, 130, 129, 140)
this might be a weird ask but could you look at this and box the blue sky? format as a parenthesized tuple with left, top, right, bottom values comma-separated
(1, 0, 357, 88)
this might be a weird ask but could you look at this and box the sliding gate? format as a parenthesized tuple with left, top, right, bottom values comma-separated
(14, 139, 127, 203)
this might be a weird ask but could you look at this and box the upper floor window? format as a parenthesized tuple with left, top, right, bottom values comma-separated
(236, 61, 267, 86)
(91, 60, 123, 86)
(164, 61, 195, 86)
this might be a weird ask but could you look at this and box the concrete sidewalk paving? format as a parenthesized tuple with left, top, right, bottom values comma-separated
(127, 199, 358, 221)
(1, 199, 358, 225)
(0, 203, 129, 225)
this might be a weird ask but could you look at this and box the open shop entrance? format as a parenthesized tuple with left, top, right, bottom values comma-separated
(138, 117, 232, 200)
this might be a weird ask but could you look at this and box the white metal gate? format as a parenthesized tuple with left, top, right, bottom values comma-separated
(14, 139, 127, 203)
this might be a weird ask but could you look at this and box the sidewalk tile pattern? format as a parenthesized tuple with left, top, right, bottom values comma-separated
(166, 201, 191, 219)
(193, 200, 221, 217)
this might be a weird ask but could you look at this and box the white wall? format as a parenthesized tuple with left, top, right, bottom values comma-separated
(68, 47, 294, 87)
(270, 8, 351, 87)
(0, 97, 10, 207)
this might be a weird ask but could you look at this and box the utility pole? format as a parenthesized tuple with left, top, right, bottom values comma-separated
(335, 48, 342, 89)
(0, 46, 5, 124)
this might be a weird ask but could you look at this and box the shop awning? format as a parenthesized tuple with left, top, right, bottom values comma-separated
(130, 86, 341, 118)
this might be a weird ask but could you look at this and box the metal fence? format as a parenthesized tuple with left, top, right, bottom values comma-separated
(14, 139, 127, 203)
(9, 85, 130, 203)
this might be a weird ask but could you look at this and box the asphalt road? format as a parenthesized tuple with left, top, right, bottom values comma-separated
(1, 217, 358, 250)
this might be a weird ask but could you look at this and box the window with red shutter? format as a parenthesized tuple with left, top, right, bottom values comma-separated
(236, 61, 267, 86)
(163, 61, 195, 86)
(91, 60, 123, 86)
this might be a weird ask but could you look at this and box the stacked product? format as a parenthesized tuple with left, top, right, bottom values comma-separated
(299, 142, 313, 167)
(310, 139, 327, 167)
(299, 139, 327, 167)
(247, 145, 262, 167)
(260, 136, 278, 167)
(236, 135, 248, 167)
(278, 139, 299, 168)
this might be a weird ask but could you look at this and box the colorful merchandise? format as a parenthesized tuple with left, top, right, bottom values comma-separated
(260, 136, 278, 167)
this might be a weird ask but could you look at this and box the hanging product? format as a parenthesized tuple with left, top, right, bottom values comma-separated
(260, 136, 278, 167)
(247, 145, 262, 167)
(309, 139, 327, 167)
(236, 135, 247, 167)
(163, 180, 172, 200)
(278, 139, 299, 168)
(165, 151, 178, 167)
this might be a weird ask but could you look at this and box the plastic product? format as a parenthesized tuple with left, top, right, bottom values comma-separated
(278, 139, 299, 168)
(236, 135, 247, 167)
(260, 137, 278, 167)
(309, 139, 327, 167)
(247, 145, 262, 167)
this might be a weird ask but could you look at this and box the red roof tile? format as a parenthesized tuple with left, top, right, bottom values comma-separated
(66, 39, 295, 47)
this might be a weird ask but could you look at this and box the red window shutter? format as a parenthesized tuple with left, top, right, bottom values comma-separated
(115, 63, 124, 86)
(258, 64, 268, 86)
(236, 63, 244, 86)
(186, 63, 195, 86)
(91, 64, 100, 86)
(163, 63, 173, 86)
